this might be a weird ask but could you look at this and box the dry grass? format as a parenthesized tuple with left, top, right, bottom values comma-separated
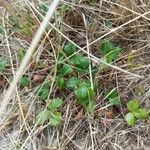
(0, 0, 150, 150)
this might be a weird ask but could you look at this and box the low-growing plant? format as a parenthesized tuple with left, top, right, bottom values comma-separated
(104, 88, 120, 106)
(75, 82, 95, 113)
(36, 81, 51, 101)
(125, 99, 149, 126)
(20, 76, 30, 87)
(36, 98, 63, 126)
(99, 40, 121, 70)
(55, 42, 97, 112)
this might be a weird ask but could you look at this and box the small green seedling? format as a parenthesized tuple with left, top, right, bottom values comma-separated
(36, 98, 63, 126)
(39, 4, 48, 16)
(56, 63, 73, 89)
(36, 81, 51, 101)
(125, 100, 149, 126)
(63, 43, 76, 56)
(66, 76, 80, 89)
(61, 64, 73, 77)
(0, 57, 7, 73)
(70, 54, 90, 73)
(99, 41, 121, 69)
(75, 82, 95, 113)
(104, 89, 120, 106)
(20, 76, 30, 87)
(56, 76, 65, 89)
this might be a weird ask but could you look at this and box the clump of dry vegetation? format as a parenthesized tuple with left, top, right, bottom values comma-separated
(0, 0, 150, 149)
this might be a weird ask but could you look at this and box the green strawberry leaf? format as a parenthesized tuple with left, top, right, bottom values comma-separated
(125, 112, 135, 126)
(70, 54, 90, 73)
(104, 89, 118, 99)
(109, 97, 120, 106)
(39, 89, 49, 101)
(56, 76, 65, 89)
(61, 64, 73, 76)
(100, 40, 114, 55)
(64, 43, 76, 56)
(36, 109, 49, 125)
(127, 100, 140, 112)
(49, 111, 62, 126)
(48, 98, 63, 110)
(105, 47, 121, 63)
(20, 76, 30, 87)
(66, 76, 80, 89)
(39, 4, 48, 16)
(133, 108, 149, 119)
(75, 85, 89, 105)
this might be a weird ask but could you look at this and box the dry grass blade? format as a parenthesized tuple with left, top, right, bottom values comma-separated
(0, 0, 60, 117)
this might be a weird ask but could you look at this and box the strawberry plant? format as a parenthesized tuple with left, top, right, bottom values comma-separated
(99, 40, 121, 69)
(104, 88, 120, 106)
(125, 100, 149, 126)
(36, 81, 51, 101)
(20, 76, 30, 87)
(36, 98, 63, 126)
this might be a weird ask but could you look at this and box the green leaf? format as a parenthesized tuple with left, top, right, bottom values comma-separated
(86, 101, 95, 113)
(104, 89, 118, 99)
(133, 108, 149, 119)
(71, 54, 90, 73)
(57, 52, 65, 62)
(109, 97, 120, 106)
(37, 82, 51, 92)
(66, 76, 80, 89)
(56, 76, 65, 89)
(48, 98, 63, 110)
(49, 111, 62, 126)
(80, 57, 90, 69)
(61, 64, 73, 76)
(127, 100, 140, 112)
(75, 85, 89, 105)
(0, 57, 7, 72)
(39, 4, 48, 16)
(36, 109, 49, 125)
(20, 76, 30, 87)
(39, 89, 49, 101)
(105, 47, 121, 63)
(100, 41, 114, 55)
(64, 43, 76, 56)
(125, 112, 135, 126)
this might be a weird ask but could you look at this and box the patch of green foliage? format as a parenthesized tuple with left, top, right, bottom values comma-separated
(99, 40, 121, 70)
(36, 98, 63, 126)
(54, 42, 97, 112)
(20, 76, 30, 87)
(36, 81, 51, 101)
(104, 88, 120, 106)
(125, 100, 149, 126)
